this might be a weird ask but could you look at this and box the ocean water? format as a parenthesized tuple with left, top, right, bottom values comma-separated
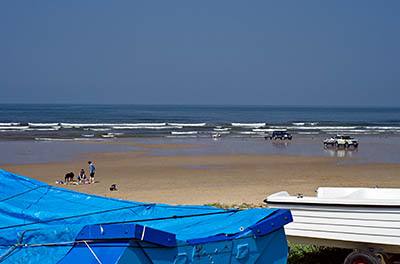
(0, 104, 399, 141)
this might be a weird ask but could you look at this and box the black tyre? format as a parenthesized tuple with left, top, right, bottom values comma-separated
(354, 144, 359, 148)
(344, 250, 381, 264)
(335, 142, 339, 148)
(345, 143, 349, 148)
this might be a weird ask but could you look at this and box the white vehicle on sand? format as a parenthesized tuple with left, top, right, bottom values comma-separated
(324, 135, 359, 148)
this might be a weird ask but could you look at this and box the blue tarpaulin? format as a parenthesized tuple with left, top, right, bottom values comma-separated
(0, 169, 291, 263)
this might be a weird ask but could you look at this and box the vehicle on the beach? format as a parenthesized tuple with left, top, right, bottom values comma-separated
(212, 132, 221, 138)
(265, 187, 400, 264)
(266, 130, 292, 140)
(324, 135, 358, 148)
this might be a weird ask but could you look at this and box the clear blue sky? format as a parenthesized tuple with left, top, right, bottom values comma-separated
(0, 1, 399, 106)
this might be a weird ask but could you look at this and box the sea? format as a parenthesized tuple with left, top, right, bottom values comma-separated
(0, 104, 399, 141)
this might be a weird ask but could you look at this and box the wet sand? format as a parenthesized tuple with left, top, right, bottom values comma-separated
(2, 139, 400, 206)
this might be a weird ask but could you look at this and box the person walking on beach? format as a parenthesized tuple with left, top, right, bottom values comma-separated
(88, 161, 95, 183)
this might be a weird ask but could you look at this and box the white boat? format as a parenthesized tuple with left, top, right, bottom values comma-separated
(265, 187, 400, 263)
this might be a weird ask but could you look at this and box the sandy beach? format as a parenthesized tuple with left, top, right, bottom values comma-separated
(2, 138, 400, 206)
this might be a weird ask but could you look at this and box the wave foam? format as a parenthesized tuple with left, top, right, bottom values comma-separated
(101, 134, 115, 138)
(238, 131, 259, 135)
(26, 128, 60, 131)
(89, 128, 111, 132)
(366, 126, 400, 130)
(298, 132, 320, 135)
(0, 126, 29, 130)
(60, 123, 166, 128)
(171, 131, 198, 135)
(28, 123, 60, 127)
(113, 125, 181, 130)
(232, 123, 266, 128)
(35, 137, 73, 141)
(0, 123, 20, 126)
(292, 122, 319, 126)
(252, 128, 275, 132)
(169, 123, 206, 127)
(214, 128, 230, 131)
(166, 135, 198, 138)
(35, 137, 105, 141)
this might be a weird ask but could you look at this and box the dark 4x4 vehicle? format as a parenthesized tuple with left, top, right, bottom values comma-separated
(266, 131, 292, 140)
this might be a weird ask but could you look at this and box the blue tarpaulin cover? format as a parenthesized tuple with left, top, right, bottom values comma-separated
(0, 169, 281, 263)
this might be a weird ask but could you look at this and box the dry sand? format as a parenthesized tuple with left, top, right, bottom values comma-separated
(2, 141, 400, 206)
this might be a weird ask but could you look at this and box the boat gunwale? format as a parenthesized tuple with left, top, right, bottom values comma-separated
(265, 200, 400, 208)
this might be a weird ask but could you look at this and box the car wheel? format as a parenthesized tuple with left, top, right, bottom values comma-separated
(345, 143, 349, 148)
(335, 142, 339, 148)
(344, 250, 380, 264)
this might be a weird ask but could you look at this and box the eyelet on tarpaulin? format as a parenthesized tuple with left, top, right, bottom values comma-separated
(236, 243, 249, 260)
(173, 253, 188, 264)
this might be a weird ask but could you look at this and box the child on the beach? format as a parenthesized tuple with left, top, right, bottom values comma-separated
(78, 169, 87, 183)
(88, 161, 95, 183)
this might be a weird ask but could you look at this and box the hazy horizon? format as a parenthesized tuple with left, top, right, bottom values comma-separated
(1, 1, 399, 107)
(0, 102, 400, 109)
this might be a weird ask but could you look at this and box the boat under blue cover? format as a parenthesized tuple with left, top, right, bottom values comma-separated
(0, 169, 292, 263)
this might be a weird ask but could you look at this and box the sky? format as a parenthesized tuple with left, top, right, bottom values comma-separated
(0, 1, 399, 106)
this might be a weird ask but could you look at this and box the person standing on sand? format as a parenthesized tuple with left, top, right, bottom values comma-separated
(88, 161, 95, 183)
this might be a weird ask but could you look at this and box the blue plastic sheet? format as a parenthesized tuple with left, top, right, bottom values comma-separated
(0, 169, 278, 263)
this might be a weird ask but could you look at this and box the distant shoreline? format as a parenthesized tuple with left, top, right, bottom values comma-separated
(1, 135, 400, 165)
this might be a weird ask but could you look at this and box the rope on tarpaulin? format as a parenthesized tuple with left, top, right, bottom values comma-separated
(0, 228, 39, 263)
(0, 204, 152, 231)
(0, 205, 237, 231)
(0, 185, 48, 203)
(84, 241, 103, 264)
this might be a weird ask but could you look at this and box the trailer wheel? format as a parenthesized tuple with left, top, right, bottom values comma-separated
(344, 250, 381, 264)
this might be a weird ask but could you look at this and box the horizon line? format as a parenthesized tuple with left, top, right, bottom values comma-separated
(0, 103, 399, 108)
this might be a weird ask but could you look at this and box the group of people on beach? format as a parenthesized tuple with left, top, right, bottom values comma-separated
(63, 161, 95, 184)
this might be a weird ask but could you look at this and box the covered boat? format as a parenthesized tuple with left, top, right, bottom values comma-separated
(0, 169, 292, 263)
(265, 187, 400, 264)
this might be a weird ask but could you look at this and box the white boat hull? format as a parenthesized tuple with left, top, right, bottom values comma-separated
(266, 187, 400, 254)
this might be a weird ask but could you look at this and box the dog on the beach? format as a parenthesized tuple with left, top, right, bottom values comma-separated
(65, 172, 74, 182)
